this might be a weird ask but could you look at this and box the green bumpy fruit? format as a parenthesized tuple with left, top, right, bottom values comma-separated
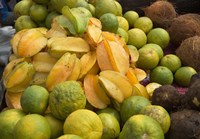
(49, 81, 86, 120)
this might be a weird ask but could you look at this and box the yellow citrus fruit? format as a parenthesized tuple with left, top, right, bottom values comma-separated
(98, 113, 120, 139)
(150, 66, 174, 85)
(63, 109, 103, 139)
(115, 1, 123, 16)
(174, 66, 197, 87)
(145, 82, 162, 98)
(49, 81, 86, 120)
(0, 109, 26, 139)
(116, 28, 128, 43)
(142, 43, 164, 60)
(44, 113, 64, 139)
(147, 28, 170, 49)
(96, 107, 121, 123)
(120, 95, 151, 123)
(117, 16, 129, 31)
(95, 0, 118, 18)
(123, 10, 139, 28)
(20, 85, 49, 114)
(13, 114, 51, 139)
(140, 105, 171, 134)
(29, 4, 48, 22)
(134, 16, 153, 34)
(160, 54, 182, 73)
(127, 28, 147, 49)
(99, 13, 119, 33)
(119, 115, 164, 139)
(57, 134, 83, 139)
(136, 46, 160, 70)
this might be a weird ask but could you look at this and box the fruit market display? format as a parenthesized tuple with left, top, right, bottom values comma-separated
(1, 0, 200, 139)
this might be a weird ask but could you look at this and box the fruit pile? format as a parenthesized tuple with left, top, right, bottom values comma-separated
(1, 0, 200, 139)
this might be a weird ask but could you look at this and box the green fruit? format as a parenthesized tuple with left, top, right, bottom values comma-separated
(49, 81, 86, 120)
(120, 95, 151, 123)
(14, 0, 33, 16)
(29, 4, 48, 22)
(95, 0, 118, 18)
(0, 109, 26, 139)
(147, 28, 170, 49)
(99, 13, 119, 33)
(13, 114, 51, 139)
(119, 115, 164, 139)
(14, 15, 37, 32)
(45, 11, 60, 29)
(140, 105, 171, 134)
(98, 113, 120, 139)
(96, 107, 121, 123)
(150, 66, 174, 85)
(20, 85, 49, 114)
(64, 109, 103, 139)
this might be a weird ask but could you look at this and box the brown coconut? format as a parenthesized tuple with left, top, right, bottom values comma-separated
(167, 14, 200, 48)
(176, 36, 200, 72)
(143, 1, 177, 29)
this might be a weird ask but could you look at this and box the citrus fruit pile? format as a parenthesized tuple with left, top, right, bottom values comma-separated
(0, 0, 199, 138)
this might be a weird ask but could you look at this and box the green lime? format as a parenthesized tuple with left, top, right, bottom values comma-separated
(127, 28, 147, 49)
(150, 66, 174, 85)
(120, 95, 151, 123)
(20, 85, 49, 114)
(147, 28, 170, 49)
(117, 16, 129, 31)
(99, 13, 119, 33)
(134, 16, 153, 34)
(174, 66, 197, 87)
(29, 4, 48, 22)
(136, 46, 160, 70)
(116, 28, 128, 43)
(160, 54, 182, 73)
(142, 43, 164, 59)
(123, 10, 139, 28)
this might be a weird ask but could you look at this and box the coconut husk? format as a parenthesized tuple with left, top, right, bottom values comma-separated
(176, 36, 200, 72)
(167, 14, 200, 48)
(143, 1, 177, 29)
